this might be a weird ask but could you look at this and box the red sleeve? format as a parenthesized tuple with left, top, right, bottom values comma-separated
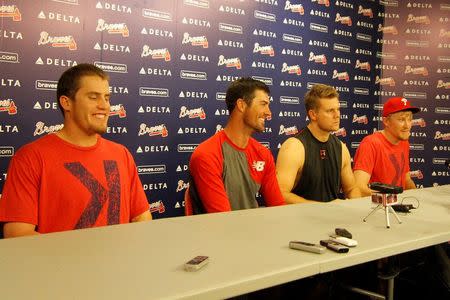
(189, 147, 231, 212)
(0, 147, 40, 225)
(353, 137, 376, 175)
(260, 150, 285, 206)
(124, 148, 149, 219)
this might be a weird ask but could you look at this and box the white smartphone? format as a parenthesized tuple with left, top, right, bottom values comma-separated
(289, 241, 326, 254)
(184, 255, 209, 271)
(329, 235, 358, 247)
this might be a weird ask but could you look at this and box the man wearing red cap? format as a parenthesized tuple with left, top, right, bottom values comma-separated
(353, 97, 420, 195)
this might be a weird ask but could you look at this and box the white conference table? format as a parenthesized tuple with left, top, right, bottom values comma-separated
(0, 185, 448, 300)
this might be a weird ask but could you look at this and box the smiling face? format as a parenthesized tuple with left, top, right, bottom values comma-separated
(383, 110, 413, 144)
(64, 75, 111, 137)
(310, 97, 341, 133)
(242, 89, 272, 133)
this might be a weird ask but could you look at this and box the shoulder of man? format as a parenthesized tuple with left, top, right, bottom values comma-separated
(191, 132, 224, 162)
(14, 134, 57, 157)
(100, 136, 128, 151)
(358, 132, 381, 146)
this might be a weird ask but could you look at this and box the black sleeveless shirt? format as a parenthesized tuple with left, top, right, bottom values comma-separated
(292, 127, 342, 202)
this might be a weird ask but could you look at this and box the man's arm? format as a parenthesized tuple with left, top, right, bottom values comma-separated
(354, 170, 374, 196)
(352, 136, 377, 197)
(131, 210, 152, 222)
(405, 172, 416, 190)
(340, 142, 362, 198)
(0, 148, 41, 237)
(276, 138, 316, 204)
(189, 150, 232, 212)
(3, 222, 39, 238)
(124, 147, 152, 222)
(259, 150, 285, 206)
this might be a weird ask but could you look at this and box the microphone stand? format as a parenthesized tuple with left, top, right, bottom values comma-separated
(363, 193, 402, 228)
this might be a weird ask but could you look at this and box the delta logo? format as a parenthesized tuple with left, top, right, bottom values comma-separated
(37, 31, 77, 50)
(378, 24, 398, 35)
(309, 52, 327, 64)
(333, 127, 347, 137)
(138, 123, 169, 137)
(179, 106, 206, 119)
(332, 70, 349, 81)
(279, 125, 299, 135)
(335, 13, 352, 26)
(406, 2, 432, 8)
(311, 0, 330, 7)
(439, 29, 450, 38)
(109, 104, 126, 118)
(182, 32, 208, 48)
(95, 2, 132, 14)
(405, 66, 428, 76)
(412, 118, 426, 127)
(407, 14, 430, 25)
(355, 60, 370, 71)
(352, 114, 368, 124)
(141, 45, 171, 61)
(96, 19, 129, 37)
(218, 55, 242, 69)
(436, 80, 450, 88)
(284, 1, 304, 15)
(253, 43, 275, 56)
(435, 131, 450, 140)
(149, 200, 165, 214)
(281, 63, 301, 75)
(0, 5, 21, 21)
(375, 76, 396, 86)
(0, 99, 17, 115)
(357, 5, 373, 18)
(409, 170, 423, 179)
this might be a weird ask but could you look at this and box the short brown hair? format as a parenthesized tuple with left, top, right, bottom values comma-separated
(225, 77, 270, 113)
(57, 63, 109, 116)
(304, 84, 339, 113)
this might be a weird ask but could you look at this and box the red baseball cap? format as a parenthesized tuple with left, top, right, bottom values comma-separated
(382, 97, 420, 117)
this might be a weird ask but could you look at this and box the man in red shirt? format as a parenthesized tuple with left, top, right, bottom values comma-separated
(353, 97, 419, 195)
(187, 77, 285, 214)
(0, 64, 151, 237)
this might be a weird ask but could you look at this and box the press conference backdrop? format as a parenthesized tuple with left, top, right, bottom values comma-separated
(0, 0, 448, 218)
(379, 1, 450, 190)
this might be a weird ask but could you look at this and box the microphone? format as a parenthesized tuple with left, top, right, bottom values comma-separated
(369, 182, 403, 194)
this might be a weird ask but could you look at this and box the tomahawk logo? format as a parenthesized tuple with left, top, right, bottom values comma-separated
(38, 31, 77, 50)
(182, 32, 208, 48)
(284, 1, 304, 15)
(65, 161, 121, 228)
(0, 99, 17, 115)
(0, 5, 21, 21)
(141, 45, 171, 61)
(109, 104, 126, 118)
(96, 19, 129, 37)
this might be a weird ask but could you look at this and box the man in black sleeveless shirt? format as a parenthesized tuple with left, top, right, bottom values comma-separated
(276, 84, 360, 202)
